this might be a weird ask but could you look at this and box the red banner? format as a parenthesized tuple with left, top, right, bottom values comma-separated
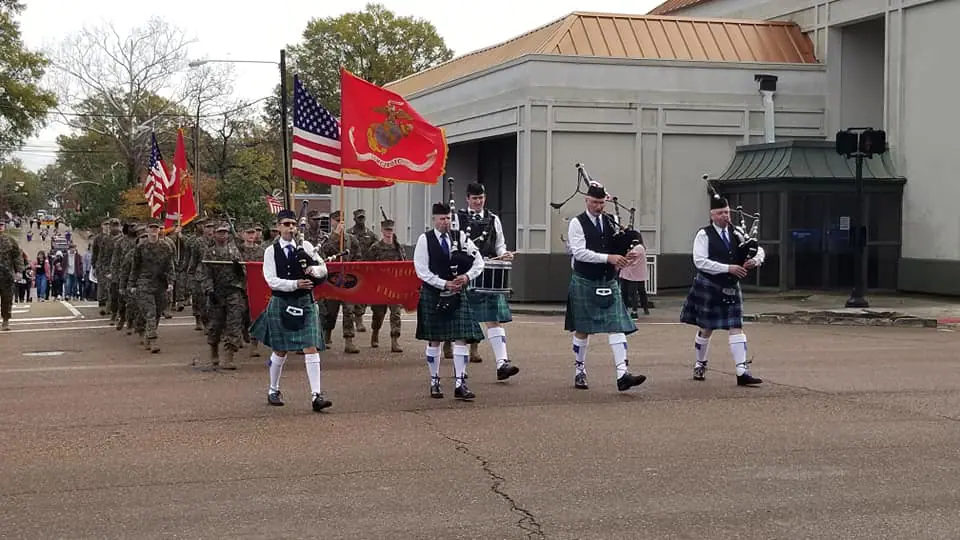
(163, 129, 198, 232)
(339, 68, 446, 185)
(244, 261, 421, 320)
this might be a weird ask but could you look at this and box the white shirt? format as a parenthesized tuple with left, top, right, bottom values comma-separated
(567, 212, 610, 265)
(457, 208, 507, 257)
(413, 228, 484, 290)
(262, 238, 328, 292)
(692, 223, 765, 275)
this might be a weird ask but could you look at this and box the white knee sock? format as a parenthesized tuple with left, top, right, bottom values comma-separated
(304, 353, 322, 395)
(608, 333, 628, 378)
(572, 336, 588, 375)
(268, 353, 286, 393)
(453, 343, 469, 387)
(729, 333, 748, 375)
(694, 333, 711, 367)
(425, 345, 440, 381)
(487, 327, 509, 368)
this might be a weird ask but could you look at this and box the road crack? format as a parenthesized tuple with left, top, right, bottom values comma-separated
(413, 411, 545, 539)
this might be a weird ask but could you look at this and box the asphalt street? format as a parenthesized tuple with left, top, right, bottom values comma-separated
(1, 301, 959, 539)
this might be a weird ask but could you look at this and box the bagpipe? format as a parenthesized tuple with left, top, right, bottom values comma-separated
(435, 177, 481, 313)
(701, 174, 761, 269)
(551, 163, 643, 256)
(294, 199, 348, 287)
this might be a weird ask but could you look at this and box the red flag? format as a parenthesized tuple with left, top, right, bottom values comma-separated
(339, 68, 446, 185)
(244, 261, 422, 320)
(163, 129, 198, 232)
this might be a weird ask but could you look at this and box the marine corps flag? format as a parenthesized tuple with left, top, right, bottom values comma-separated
(339, 68, 446, 185)
(163, 129, 198, 232)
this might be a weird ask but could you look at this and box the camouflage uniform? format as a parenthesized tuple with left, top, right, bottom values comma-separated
(91, 220, 110, 311)
(170, 230, 191, 312)
(119, 228, 147, 337)
(110, 222, 139, 331)
(0, 227, 24, 330)
(348, 209, 378, 332)
(103, 219, 123, 320)
(199, 222, 246, 371)
(188, 220, 215, 331)
(239, 223, 266, 357)
(160, 232, 177, 318)
(130, 221, 176, 352)
(320, 211, 361, 354)
(364, 219, 403, 352)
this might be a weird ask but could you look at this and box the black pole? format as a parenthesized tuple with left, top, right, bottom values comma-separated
(846, 151, 869, 307)
(279, 49, 292, 210)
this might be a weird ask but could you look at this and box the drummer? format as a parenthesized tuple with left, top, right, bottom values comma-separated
(447, 182, 520, 382)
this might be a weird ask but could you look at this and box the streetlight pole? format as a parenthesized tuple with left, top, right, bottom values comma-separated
(187, 51, 292, 210)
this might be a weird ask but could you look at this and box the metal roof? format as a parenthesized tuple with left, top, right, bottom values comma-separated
(715, 140, 906, 183)
(648, 0, 716, 16)
(384, 11, 819, 96)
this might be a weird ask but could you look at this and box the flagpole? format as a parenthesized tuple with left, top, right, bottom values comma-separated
(339, 171, 345, 254)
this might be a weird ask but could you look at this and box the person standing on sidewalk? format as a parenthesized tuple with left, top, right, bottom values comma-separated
(619, 236, 650, 318)
(0, 221, 25, 330)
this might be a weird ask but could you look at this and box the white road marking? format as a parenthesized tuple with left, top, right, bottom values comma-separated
(22, 351, 66, 357)
(61, 300, 83, 318)
(0, 362, 184, 374)
(5, 322, 195, 334)
(10, 316, 84, 324)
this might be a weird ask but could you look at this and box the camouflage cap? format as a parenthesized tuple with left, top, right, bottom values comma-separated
(203, 219, 216, 228)
(109, 218, 121, 226)
(307, 210, 319, 218)
(193, 217, 207, 226)
(146, 219, 162, 229)
(381, 219, 395, 229)
(329, 210, 341, 221)
(241, 222, 258, 233)
(353, 208, 365, 217)
(215, 221, 231, 232)
(101, 218, 112, 226)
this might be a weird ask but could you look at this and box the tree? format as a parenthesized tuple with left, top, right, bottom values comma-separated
(0, 0, 58, 158)
(48, 18, 198, 187)
(0, 158, 43, 216)
(288, 2, 454, 115)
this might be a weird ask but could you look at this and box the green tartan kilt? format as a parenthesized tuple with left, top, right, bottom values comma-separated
(467, 290, 512, 323)
(416, 285, 485, 343)
(564, 273, 637, 335)
(250, 293, 325, 352)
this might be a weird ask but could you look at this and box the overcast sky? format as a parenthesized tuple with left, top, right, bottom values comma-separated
(13, 0, 660, 171)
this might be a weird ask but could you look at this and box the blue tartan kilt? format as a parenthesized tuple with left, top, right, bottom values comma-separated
(563, 273, 637, 335)
(416, 285, 485, 343)
(467, 289, 512, 323)
(250, 293, 325, 352)
(680, 273, 744, 330)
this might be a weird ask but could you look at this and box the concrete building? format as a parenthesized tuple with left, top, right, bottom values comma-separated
(333, 3, 956, 300)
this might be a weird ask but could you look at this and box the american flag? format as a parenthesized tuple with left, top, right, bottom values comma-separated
(265, 194, 284, 214)
(144, 134, 167, 218)
(291, 76, 393, 188)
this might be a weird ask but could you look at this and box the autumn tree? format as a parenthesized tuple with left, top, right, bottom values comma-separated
(0, 158, 43, 216)
(0, 0, 58, 158)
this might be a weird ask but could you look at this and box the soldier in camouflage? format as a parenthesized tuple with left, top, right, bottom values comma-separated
(348, 208, 378, 333)
(169, 225, 191, 313)
(118, 226, 145, 337)
(188, 219, 215, 332)
(110, 220, 140, 332)
(96, 218, 122, 318)
(130, 220, 176, 353)
(0, 220, 25, 331)
(319, 210, 361, 354)
(198, 221, 246, 371)
(159, 225, 177, 319)
(92, 219, 111, 313)
(239, 221, 266, 358)
(364, 218, 404, 352)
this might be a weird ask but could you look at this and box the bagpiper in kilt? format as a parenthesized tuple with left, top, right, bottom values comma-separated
(679, 193, 764, 386)
(250, 209, 333, 412)
(450, 182, 520, 382)
(414, 202, 485, 401)
(564, 181, 646, 392)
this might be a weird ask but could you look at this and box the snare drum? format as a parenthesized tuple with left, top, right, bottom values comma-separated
(470, 259, 512, 295)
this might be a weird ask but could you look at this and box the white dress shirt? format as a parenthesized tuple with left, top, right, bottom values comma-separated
(413, 228, 485, 290)
(458, 208, 508, 257)
(262, 238, 328, 292)
(567, 212, 611, 265)
(692, 223, 765, 275)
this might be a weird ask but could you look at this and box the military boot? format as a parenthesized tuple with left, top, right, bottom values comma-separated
(370, 328, 380, 348)
(1, 319, 9, 331)
(322, 329, 333, 345)
(390, 336, 403, 353)
(144, 339, 160, 354)
(196, 344, 218, 372)
(469, 342, 483, 363)
(249, 340, 261, 358)
(194, 316, 203, 331)
(344, 337, 360, 354)
(355, 318, 366, 333)
(221, 348, 237, 370)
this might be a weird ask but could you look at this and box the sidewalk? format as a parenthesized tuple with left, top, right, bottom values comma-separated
(510, 290, 960, 329)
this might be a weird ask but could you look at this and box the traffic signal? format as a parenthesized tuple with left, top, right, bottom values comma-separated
(859, 129, 887, 155)
(836, 130, 859, 156)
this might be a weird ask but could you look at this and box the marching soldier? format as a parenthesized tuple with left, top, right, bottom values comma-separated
(118, 226, 146, 337)
(198, 221, 246, 371)
(110, 221, 140, 332)
(187, 219, 215, 332)
(0, 220, 24, 331)
(364, 217, 404, 353)
(98, 218, 122, 319)
(130, 220, 176, 353)
(319, 210, 361, 354)
(239, 221, 266, 358)
(348, 208, 378, 333)
(92, 219, 111, 314)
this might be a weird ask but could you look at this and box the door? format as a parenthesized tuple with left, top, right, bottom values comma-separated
(789, 192, 857, 290)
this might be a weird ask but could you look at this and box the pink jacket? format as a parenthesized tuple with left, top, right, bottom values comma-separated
(619, 244, 648, 282)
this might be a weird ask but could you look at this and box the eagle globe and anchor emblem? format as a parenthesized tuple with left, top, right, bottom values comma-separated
(366, 100, 415, 154)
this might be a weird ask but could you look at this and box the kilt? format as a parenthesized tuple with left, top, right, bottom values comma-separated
(416, 285, 484, 343)
(467, 290, 512, 323)
(564, 273, 637, 335)
(250, 293, 325, 352)
(680, 273, 743, 330)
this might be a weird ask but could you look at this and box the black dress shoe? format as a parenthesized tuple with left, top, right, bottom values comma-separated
(617, 373, 647, 391)
(430, 378, 443, 399)
(574, 372, 588, 390)
(454, 384, 475, 401)
(693, 364, 706, 381)
(737, 373, 763, 386)
(312, 393, 333, 411)
(267, 391, 284, 406)
(496, 362, 520, 381)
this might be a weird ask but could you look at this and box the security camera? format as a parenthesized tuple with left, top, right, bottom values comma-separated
(754, 74, 778, 92)
(701, 174, 709, 181)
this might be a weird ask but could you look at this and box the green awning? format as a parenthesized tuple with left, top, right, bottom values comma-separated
(716, 140, 905, 183)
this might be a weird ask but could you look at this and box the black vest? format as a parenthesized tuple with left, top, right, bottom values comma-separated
(272, 241, 310, 298)
(701, 225, 737, 288)
(573, 212, 617, 282)
(458, 209, 498, 258)
(424, 230, 456, 290)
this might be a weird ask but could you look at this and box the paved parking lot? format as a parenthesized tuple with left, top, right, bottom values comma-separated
(1, 303, 959, 539)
